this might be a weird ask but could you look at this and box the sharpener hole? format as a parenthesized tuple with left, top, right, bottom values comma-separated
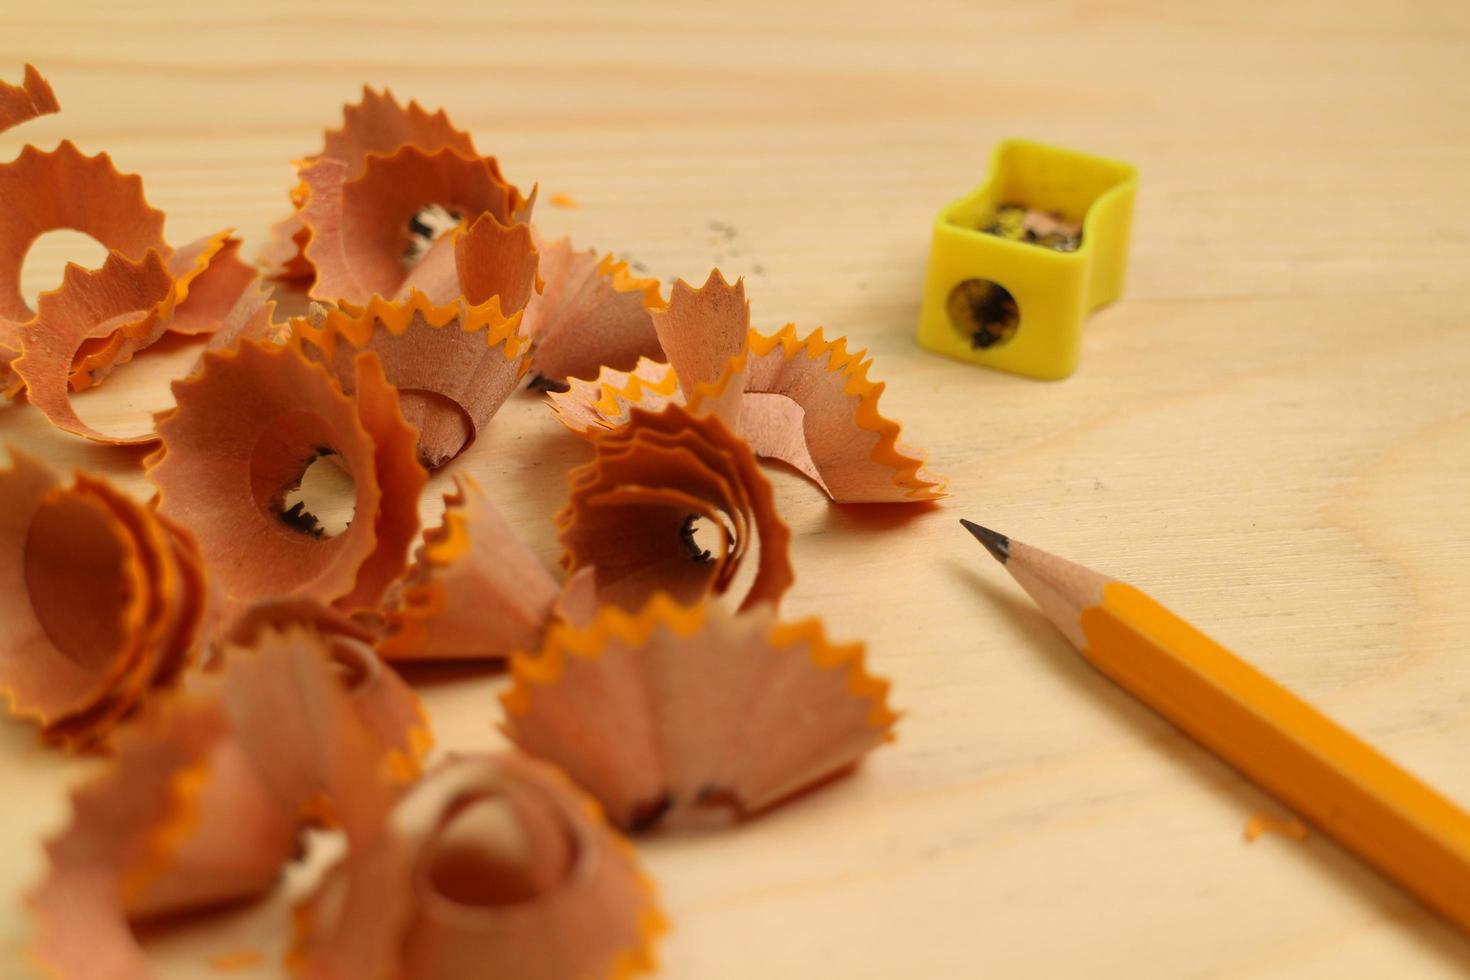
(947, 278, 1019, 350)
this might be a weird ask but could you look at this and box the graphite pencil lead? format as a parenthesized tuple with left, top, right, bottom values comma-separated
(959, 519, 1010, 564)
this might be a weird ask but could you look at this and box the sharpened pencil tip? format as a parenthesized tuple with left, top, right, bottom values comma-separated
(960, 519, 1010, 564)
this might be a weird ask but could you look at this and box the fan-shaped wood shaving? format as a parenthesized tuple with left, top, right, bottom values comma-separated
(549, 356, 677, 435)
(29, 694, 299, 980)
(0, 63, 59, 134)
(65, 230, 240, 392)
(504, 595, 897, 830)
(300, 145, 531, 306)
(0, 449, 207, 748)
(521, 236, 666, 385)
(707, 326, 946, 501)
(262, 88, 479, 281)
(652, 269, 749, 396)
(29, 620, 428, 979)
(556, 403, 793, 613)
(320, 87, 478, 182)
(452, 213, 539, 313)
(215, 624, 425, 842)
(0, 451, 145, 731)
(147, 342, 424, 614)
(547, 270, 946, 502)
(38, 476, 207, 751)
(289, 754, 664, 980)
(292, 291, 529, 469)
(10, 226, 257, 442)
(378, 474, 560, 662)
(0, 141, 168, 328)
(220, 599, 431, 775)
(10, 248, 174, 439)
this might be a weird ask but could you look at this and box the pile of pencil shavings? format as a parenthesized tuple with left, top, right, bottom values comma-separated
(1, 65, 945, 979)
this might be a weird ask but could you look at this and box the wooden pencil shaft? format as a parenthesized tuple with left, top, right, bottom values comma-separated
(1083, 584, 1470, 933)
(990, 536, 1470, 935)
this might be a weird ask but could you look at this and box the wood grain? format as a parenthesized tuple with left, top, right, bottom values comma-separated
(2, 1, 1469, 976)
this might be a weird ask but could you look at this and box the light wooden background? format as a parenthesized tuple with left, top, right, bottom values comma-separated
(3, 1, 1469, 977)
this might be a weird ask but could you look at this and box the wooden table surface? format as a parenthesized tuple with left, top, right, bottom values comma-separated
(3, 1, 1470, 977)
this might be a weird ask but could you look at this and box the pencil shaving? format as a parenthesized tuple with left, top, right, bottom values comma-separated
(453, 213, 540, 313)
(299, 145, 531, 306)
(556, 403, 794, 613)
(39, 477, 207, 750)
(8, 227, 255, 440)
(322, 87, 478, 182)
(288, 754, 664, 980)
(0, 141, 167, 329)
(260, 211, 313, 283)
(219, 601, 431, 778)
(215, 624, 425, 841)
(262, 87, 479, 281)
(550, 356, 677, 434)
(0, 64, 58, 134)
(166, 236, 259, 338)
(503, 596, 897, 830)
(292, 291, 530, 469)
(0, 449, 207, 747)
(709, 324, 946, 501)
(202, 278, 285, 357)
(11, 250, 175, 442)
(520, 235, 665, 385)
(654, 270, 750, 396)
(65, 230, 245, 392)
(29, 694, 299, 980)
(30, 620, 429, 980)
(1244, 812, 1309, 843)
(147, 342, 425, 614)
(377, 474, 559, 662)
(548, 270, 944, 501)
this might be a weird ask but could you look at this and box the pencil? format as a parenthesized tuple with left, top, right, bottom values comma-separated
(961, 519, 1470, 934)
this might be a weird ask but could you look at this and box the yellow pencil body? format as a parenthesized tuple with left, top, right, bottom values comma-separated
(1083, 582, 1470, 933)
(970, 524, 1470, 937)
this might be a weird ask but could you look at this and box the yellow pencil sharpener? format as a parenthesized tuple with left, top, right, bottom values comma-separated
(916, 140, 1138, 380)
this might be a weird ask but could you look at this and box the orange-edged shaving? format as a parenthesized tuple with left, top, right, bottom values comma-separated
(298, 144, 532, 307)
(377, 474, 560, 662)
(706, 324, 946, 502)
(12, 229, 257, 445)
(261, 87, 479, 282)
(0, 64, 59, 134)
(213, 623, 427, 841)
(288, 753, 664, 980)
(0, 141, 255, 417)
(0, 142, 166, 329)
(199, 278, 286, 363)
(556, 403, 794, 613)
(220, 599, 432, 781)
(164, 234, 257, 338)
(9, 250, 176, 443)
(453, 213, 540, 313)
(548, 270, 946, 502)
(503, 595, 897, 831)
(520, 235, 666, 386)
(292, 290, 531, 469)
(0, 448, 208, 749)
(29, 621, 430, 980)
(29, 694, 299, 980)
(146, 342, 425, 616)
